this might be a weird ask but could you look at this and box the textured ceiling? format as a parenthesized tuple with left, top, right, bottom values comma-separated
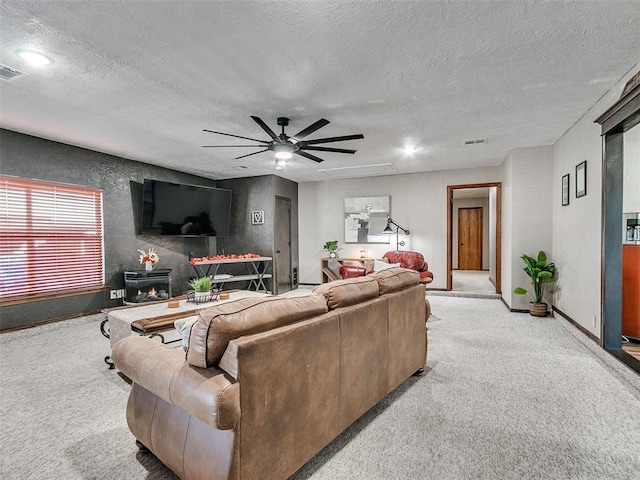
(1, 1, 639, 183)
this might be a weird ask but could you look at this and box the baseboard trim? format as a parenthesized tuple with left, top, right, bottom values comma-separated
(499, 296, 529, 313)
(426, 287, 448, 292)
(0, 309, 103, 333)
(552, 306, 599, 343)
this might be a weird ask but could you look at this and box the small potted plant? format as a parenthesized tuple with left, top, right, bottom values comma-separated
(323, 240, 339, 258)
(189, 276, 212, 300)
(513, 250, 556, 317)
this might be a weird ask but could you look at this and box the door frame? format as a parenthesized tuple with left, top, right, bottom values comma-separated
(446, 182, 502, 292)
(595, 79, 639, 373)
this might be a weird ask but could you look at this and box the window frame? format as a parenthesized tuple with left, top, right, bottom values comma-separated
(0, 175, 105, 301)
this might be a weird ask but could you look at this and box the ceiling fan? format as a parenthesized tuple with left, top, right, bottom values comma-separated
(202, 116, 364, 163)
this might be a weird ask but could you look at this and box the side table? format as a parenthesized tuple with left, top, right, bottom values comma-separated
(320, 257, 375, 283)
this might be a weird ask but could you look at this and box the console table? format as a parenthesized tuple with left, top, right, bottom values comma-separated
(321, 257, 375, 283)
(191, 256, 272, 292)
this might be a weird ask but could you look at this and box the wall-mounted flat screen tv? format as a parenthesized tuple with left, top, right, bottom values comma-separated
(141, 179, 232, 237)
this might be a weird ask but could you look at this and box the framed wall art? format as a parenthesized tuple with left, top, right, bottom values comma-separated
(251, 210, 264, 224)
(344, 195, 390, 244)
(562, 173, 570, 206)
(576, 161, 587, 198)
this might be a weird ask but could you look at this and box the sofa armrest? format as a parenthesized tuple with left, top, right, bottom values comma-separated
(112, 336, 240, 430)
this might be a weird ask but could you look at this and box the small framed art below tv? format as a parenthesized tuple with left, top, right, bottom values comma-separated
(141, 179, 232, 237)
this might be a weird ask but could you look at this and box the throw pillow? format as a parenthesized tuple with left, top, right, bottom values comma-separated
(174, 315, 198, 350)
(373, 259, 400, 272)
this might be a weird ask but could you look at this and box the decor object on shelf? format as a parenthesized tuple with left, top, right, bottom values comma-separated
(323, 240, 339, 258)
(576, 161, 587, 198)
(138, 248, 159, 271)
(189, 253, 261, 266)
(513, 250, 556, 317)
(344, 196, 390, 244)
(188, 276, 213, 301)
(383, 217, 410, 250)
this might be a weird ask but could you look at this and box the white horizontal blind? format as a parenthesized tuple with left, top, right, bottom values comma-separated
(0, 175, 104, 299)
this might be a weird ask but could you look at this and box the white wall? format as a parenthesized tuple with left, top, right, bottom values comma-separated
(298, 166, 502, 287)
(452, 197, 490, 269)
(502, 146, 554, 310)
(623, 123, 640, 213)
(552, 66, 639, 337)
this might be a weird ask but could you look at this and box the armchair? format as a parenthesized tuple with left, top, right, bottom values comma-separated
(339, 251, 433, 285)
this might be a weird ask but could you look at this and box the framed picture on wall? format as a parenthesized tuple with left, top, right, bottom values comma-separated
(576, 161, 587, 198)
(562, 173, 570, 206)
(344, 196, 391, 244)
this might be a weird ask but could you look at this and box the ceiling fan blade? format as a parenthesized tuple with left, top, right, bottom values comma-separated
(234, 149, 270, 160)
(304, 133, 364, 145)
(203, 129, 269, 144)
(294, 150, 324, 163)
(303, 146, 357, 154)
(202, 145, 267, 148)
(250, 116, 280, 142)
(292, 118, 330, 141)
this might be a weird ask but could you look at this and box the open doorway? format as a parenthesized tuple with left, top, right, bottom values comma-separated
(447, 183, 501, 294)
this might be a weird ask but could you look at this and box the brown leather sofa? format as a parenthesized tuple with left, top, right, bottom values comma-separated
(112, 268, 428, 480)
(340, 250, 434, 284)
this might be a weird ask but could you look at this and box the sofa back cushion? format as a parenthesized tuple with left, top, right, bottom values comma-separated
(186, 295, 328, 368)
(370, 267, 420, 295)
(313, 276, 379, 310)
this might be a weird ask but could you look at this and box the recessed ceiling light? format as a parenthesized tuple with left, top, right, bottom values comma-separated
(403, 145, 419, 155)
(16, 49, 52, 67)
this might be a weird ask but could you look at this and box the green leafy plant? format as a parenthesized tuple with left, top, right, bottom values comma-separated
(189, 276, 212, 293)
(322, 240, 338, 253)
(513, 251, 556, 304)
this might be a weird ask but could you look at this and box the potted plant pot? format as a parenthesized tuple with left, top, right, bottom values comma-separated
(529, 302, 548, 317)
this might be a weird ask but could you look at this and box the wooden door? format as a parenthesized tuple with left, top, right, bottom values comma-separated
(274, 196, 292, 295)
(458, 207, 482, 270)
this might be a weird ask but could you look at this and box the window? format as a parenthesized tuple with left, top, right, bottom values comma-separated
(0, 175, 104, 300)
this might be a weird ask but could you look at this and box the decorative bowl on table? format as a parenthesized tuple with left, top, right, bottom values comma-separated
(185, 290, 219, 304)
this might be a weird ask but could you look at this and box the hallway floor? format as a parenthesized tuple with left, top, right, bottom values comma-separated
(452, 270, 495, 293)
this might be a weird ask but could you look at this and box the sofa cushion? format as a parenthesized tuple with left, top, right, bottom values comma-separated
(373, 259, 400, 271)
(313, 276, 379, 310)
(186, 295, 328, 368)
(370, 267, 420, 294)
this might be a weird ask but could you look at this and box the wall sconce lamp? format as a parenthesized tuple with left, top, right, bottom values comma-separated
(383, 217, 410, 250)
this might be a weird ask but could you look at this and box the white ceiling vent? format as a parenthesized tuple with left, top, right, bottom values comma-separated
(317, 163, 396, 178)
(0, 64, 27, 81)
(463, 138, 487, 145)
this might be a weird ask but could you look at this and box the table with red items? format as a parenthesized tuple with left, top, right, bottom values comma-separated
(190, 255, 273, 292)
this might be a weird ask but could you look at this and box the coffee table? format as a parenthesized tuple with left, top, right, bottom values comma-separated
(102, 290, 270, 368)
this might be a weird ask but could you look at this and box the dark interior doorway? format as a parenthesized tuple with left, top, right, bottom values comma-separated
(274, 196, 292, 295)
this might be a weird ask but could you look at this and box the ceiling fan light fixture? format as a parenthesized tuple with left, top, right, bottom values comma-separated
(273, 143, 294, 159)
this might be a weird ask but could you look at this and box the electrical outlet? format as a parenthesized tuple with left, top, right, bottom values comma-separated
(592, 315, 597, 327)
(110, 290, 118, 300)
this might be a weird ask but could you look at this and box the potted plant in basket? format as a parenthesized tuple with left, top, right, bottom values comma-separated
(323, 240, 339, 258)
(189, 277, 212, 300)
(513, 250, 556, 317)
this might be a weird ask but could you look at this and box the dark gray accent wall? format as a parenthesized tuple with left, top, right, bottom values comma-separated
(0, 129, 218, 329)
(217, 175, 299, 294)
